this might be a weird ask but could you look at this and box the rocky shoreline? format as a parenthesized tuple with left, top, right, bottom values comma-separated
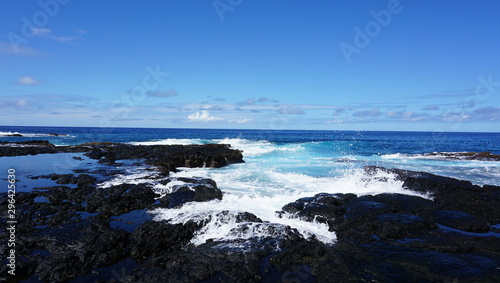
(0, 140, 244, 173)
(423, 151, 500, 161)
(0, 142, 499, 282)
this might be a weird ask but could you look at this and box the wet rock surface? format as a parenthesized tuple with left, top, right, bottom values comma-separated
(155, 177, 223, 208)
(0, 140, 57, 156)
(278, 166, 500, 282)
(423, 151, 500, 161)
(1, 156, 499, 282)
(0, 141, 244, 173)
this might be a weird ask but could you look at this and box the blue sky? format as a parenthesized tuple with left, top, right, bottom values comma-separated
(1, 0, 499, 132)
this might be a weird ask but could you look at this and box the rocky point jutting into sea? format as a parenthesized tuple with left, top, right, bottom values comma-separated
(0, 139, 499, 282)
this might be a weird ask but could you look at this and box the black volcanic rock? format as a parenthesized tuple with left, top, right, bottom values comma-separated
(34, 218, 130, 282)
(156, 177, 223, 208)
(39, 173, 97, 187)
(367, 166, 500, 223)
(424, 151, 500, 161)
(0, 140, 57, 156)
(276, 167, 500, 282)
(66, 142, 244, 172)
(0, 141, 244, 174)
(1, 148, 499, 283)
(85, 183, 160, 217)
(130, 220, 200, 263)
(0, 142, 247, 282)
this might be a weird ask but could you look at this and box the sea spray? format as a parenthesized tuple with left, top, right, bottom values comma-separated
(150, 166, 425, 246)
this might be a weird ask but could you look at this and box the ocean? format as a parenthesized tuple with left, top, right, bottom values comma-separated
(1, 126, 499, 244)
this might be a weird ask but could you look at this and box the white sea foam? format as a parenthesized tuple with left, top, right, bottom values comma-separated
(1, 143, 44, 148)
(0, 131, 72, 137)
(131, 137, 304, 157)
(97, 167, 158, 188)
(379, 152, 496, 161)
(150, 178, 216, 197)
(150, 196, 336, 246)
(376, 152, 500, 186)
(130, 138, 206, 146)
(151, 179, 187, 196)
(127, 137, 495, 247)
(150, 165, 428, 246)
(214, 138, 304, 157)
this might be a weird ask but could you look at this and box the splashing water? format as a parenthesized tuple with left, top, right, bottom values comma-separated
(148, 138, 431, 246)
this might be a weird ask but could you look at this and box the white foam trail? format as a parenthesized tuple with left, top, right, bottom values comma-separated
(214, 138, 304, 157)
(130, 138, 205, 146)
(171, 165, 428, 198)
(379, 152, 497, 161)
(375, 152, 500, 186)
(151, 166, 428, 246)
(151, 196, 336, 246)
(131, 137, 304, 157)
(151, 179, 187, 196)
(97, 167, 158, 188)
(126, 137, 472, 247)
(0, 131, 72, 137)
(1, 143, 44, 148)
(0, 131, 23, 136)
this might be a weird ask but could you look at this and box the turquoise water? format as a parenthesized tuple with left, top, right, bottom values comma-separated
(1, 126, 499, 244)
(1, 126, 499, 185)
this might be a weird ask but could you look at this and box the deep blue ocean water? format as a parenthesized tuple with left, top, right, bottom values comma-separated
(1, 126, 499, 243)
(1, 125, 499, 153)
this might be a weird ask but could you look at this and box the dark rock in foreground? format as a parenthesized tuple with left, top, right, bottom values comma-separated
(367, 166, 500, 223)
(1, 164, 499, 282)
(38, 173, 97, 187)
(155, 177, 222, 208)
(277, 166, 500, 282)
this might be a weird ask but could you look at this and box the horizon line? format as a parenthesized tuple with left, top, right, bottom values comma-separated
(0, 125, 499, 134)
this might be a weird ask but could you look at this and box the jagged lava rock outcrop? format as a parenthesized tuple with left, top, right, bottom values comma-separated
(0, 141, 244, 174)
(276, 166, 500, 282)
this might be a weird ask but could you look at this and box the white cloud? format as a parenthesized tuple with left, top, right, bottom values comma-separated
(146, 89, 178, 97)
(228, 118, 252, 124)
(16, 99, 27, 107)
(239, 98, 256, 105)
(31, 28, 84, 43)
(423, 104, 440, 111)
(442, 112, 470, 122)
(72, 29, 88, 36)
(258, 97, 278, 103)
(352, 108, 381, 117)
(31, 27, 52, 37)
(277, 106, 305, 115)
(16, 76, 42, 85)
(184, 103, 232, 111)
(187, 110, 223, 122)
(470, 107, 500, 121)
(324, 119, 345, 124)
